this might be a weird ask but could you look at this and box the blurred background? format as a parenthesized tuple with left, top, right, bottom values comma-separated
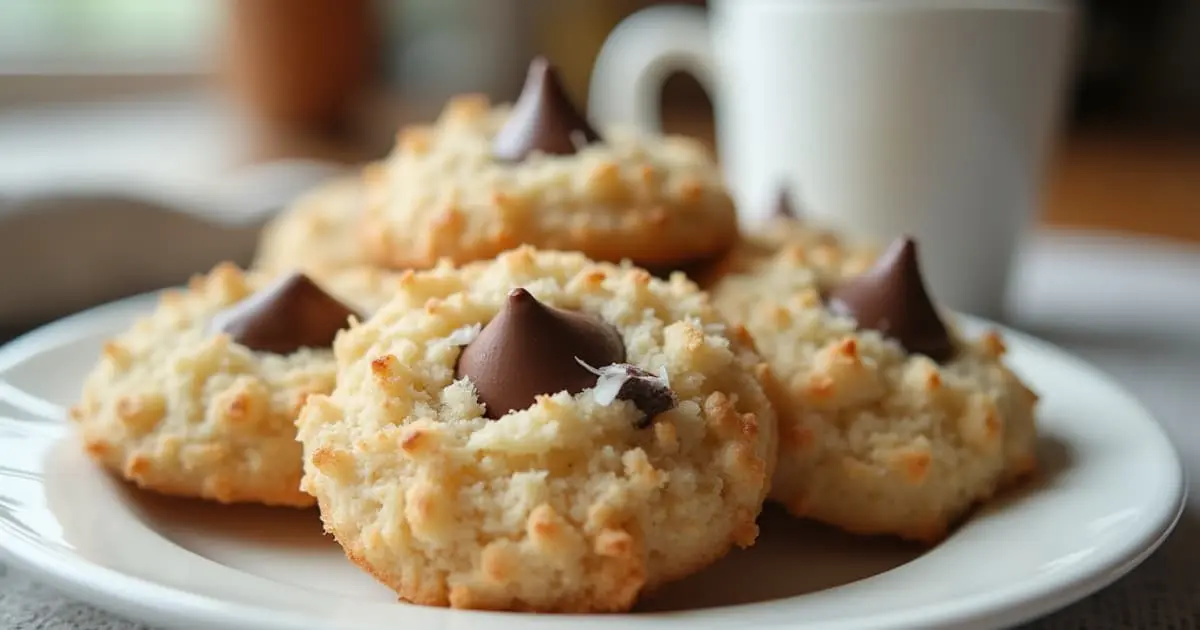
(0, 0, 1198, 336)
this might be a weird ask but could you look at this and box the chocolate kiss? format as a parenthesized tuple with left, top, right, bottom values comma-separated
(774, 186, 800, 219)
(614, 366, 678, 429)
(492, 56, 602, 162)
(826, 237, 954, 362)
(210, 272, 360, 355)
(456, 288, 625, 419)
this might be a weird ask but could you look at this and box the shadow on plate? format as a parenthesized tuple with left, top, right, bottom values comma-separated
(641, 434, 1076, 611)
(74, 433, 1075, 612)
(636, 505, 923, 611)
(974, 432, 1075, 517)
(118, 484, 329, 550)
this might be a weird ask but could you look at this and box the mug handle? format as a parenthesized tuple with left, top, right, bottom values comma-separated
(587, 4, 714, 134)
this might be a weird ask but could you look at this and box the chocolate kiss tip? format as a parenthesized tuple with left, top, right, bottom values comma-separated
(528, 55, 552, 80)
(456, 288, 625, 420)
(491, 55, 601, 162)
(827, 236, 954, 362)
(211, 272, 359, 355)
(774, 186, 798, 219)
(871, 235, 920, 272)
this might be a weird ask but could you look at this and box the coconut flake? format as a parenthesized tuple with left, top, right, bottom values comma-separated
(576, 359, 677, 425)
(704, 322, 726, 335)
(592, 369, 631, 406)
(574, 356, 603, 376)
(577, 357, 647, 407)
(446, 323, 482, 346)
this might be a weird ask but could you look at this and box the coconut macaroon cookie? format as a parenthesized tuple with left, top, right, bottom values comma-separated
(253, 173, 372, 279)
(704, 185, 878, 287)
(296, 247, 777, 611)
(71, 263, 398, 507)
(359, 57, 739, 274)
(753, 186, 852, 253)
(712, 237, 1038, 543)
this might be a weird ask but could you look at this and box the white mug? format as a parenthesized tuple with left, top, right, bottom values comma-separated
(589, 0, 1077, 319)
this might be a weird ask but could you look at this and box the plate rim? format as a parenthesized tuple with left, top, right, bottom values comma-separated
(0, 290, 1188, 630)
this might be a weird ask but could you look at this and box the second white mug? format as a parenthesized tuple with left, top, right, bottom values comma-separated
(589, 0, 1077, 319)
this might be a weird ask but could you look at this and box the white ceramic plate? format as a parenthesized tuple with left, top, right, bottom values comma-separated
(0, 293, 1185, 630)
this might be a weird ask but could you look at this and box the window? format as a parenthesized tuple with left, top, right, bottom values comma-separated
(0, 0, 218, 106)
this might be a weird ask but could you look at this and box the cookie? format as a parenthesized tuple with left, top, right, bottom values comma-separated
(359, 58, 739, 275)
(253, 173, 370, 279)
(296, 247, 777, 611)
(71, 263, 400, 507)
(712, 237, 1038, 543)
(702, 185, 878, 287)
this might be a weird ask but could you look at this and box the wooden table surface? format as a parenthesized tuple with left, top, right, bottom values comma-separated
(1041, 132, 1200, 243)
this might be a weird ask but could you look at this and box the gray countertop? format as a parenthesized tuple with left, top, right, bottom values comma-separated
(3, 231, 1199, 629)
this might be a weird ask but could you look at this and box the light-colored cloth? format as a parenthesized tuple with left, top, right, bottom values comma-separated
(0, 96, 348, 328)
(2, 230, 1198, 629)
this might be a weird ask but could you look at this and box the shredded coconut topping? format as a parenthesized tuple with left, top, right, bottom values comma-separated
(575, 357, 633, 406)
(446, 323, 482, 346)
(576, 357, 673, 415)
(574, 357, 602, 376)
